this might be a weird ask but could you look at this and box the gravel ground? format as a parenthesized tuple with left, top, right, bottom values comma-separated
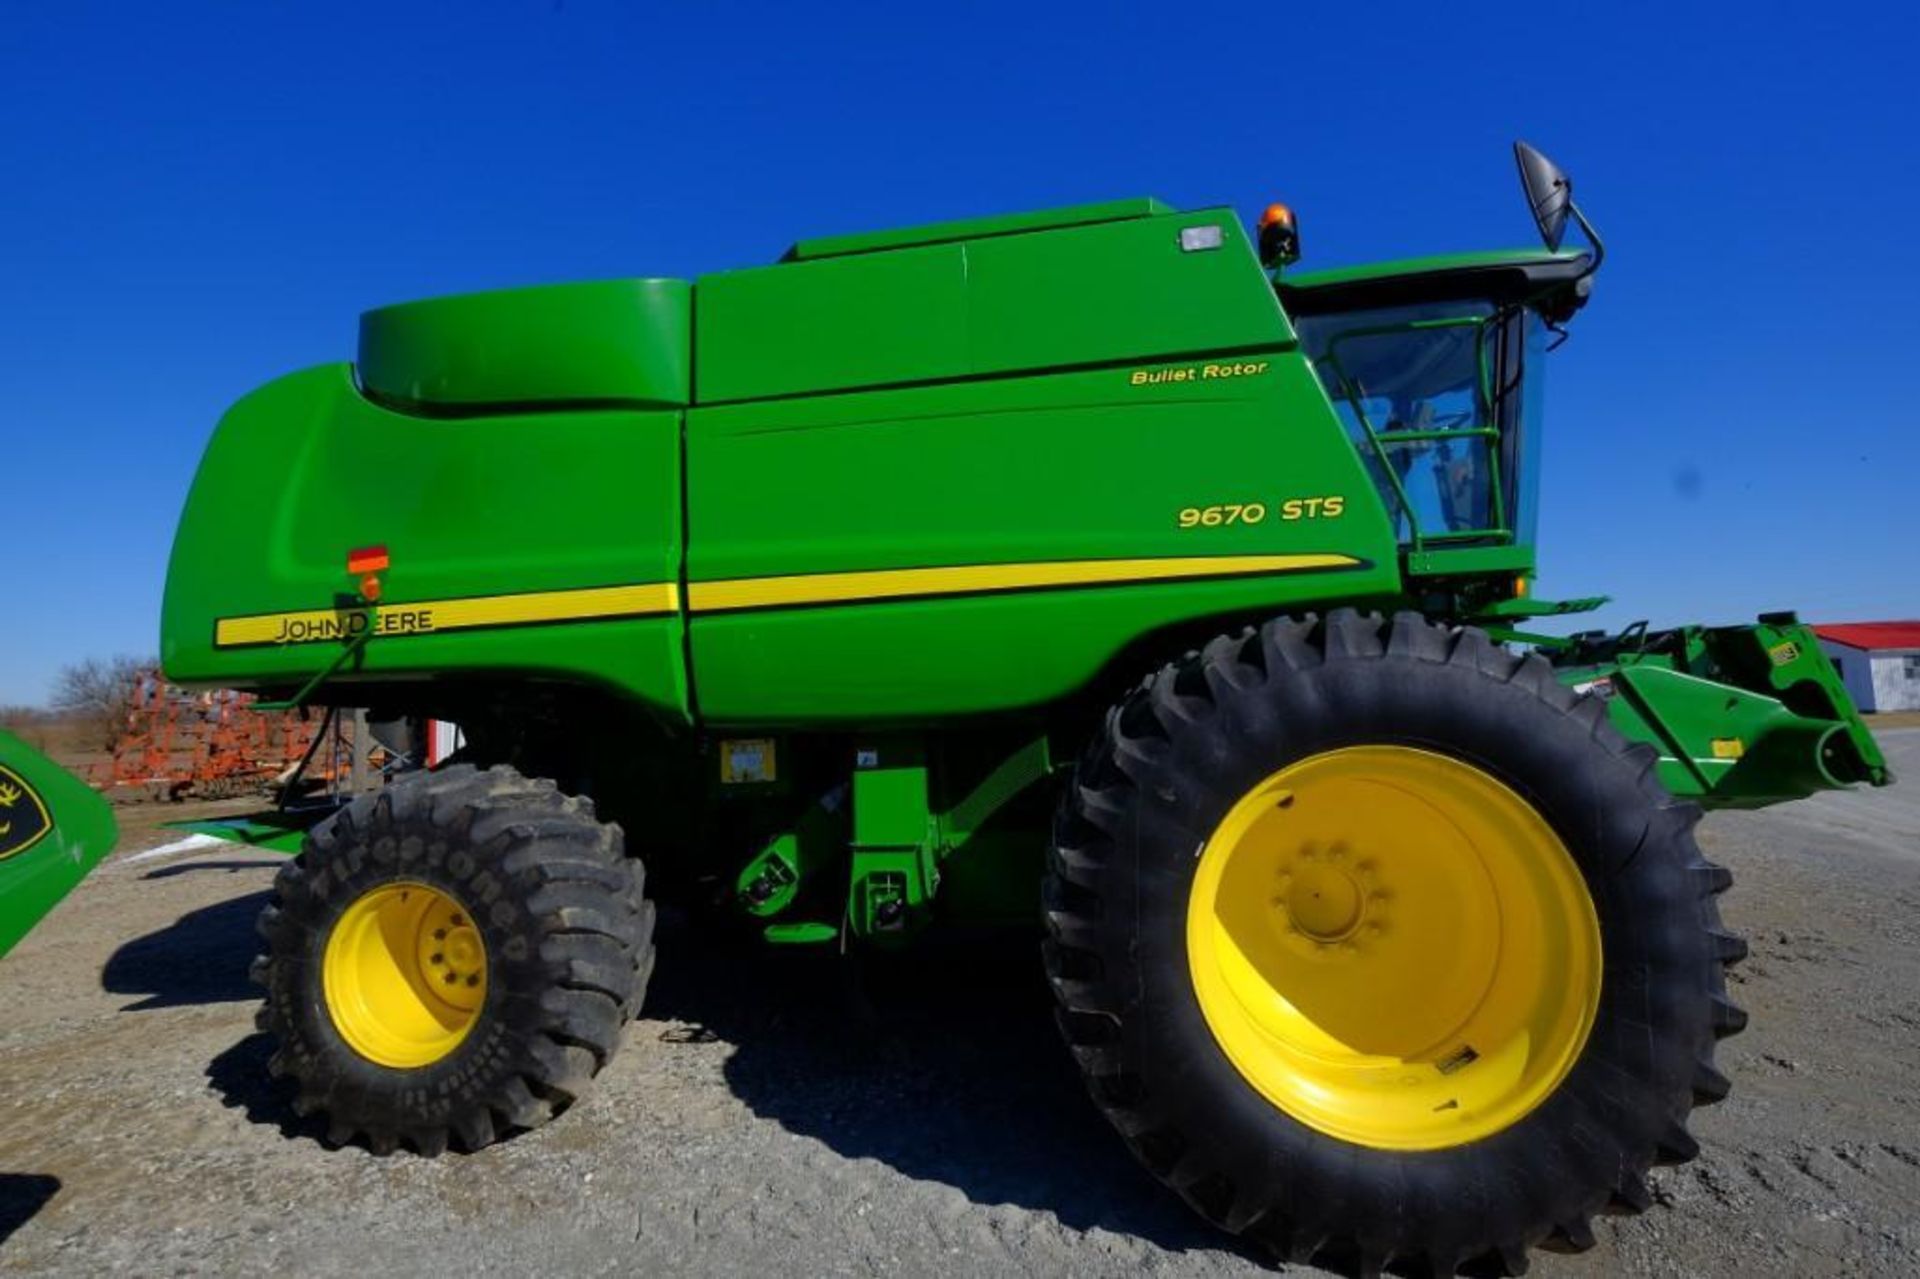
(1, 731, 1915, 1277)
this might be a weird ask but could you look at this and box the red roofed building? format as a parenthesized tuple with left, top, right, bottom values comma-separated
(1812, 621, 1920, 713)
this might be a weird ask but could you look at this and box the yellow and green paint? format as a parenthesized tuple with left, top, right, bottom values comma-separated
(154, 190, 1887, 954)
(0, 732, 117, 960)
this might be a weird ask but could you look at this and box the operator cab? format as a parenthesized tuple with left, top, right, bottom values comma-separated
(1271, 143, 1600, 562)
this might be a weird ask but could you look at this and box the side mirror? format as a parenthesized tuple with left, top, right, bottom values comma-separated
(1513, 141, 1572, 251)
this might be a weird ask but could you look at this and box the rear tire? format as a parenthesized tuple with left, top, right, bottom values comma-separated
(1044, 610, 1746, 1276)
(252, 763, 653, 1155)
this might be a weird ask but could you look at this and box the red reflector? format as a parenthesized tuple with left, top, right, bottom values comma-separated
(347, 545, 390, 575)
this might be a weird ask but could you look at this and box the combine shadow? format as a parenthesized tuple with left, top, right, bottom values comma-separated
(642, 910, 1249, 1260)
(0, 1174, 60, 1245)
(188, 897, 1250, 1261)
(100, 889, 270, 1010)
(206, 1033, 308, 1141)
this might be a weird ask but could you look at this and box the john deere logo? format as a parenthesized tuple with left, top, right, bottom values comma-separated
(0, 765, 52, 861)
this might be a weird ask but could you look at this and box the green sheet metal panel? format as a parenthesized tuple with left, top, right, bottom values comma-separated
(965, 209, 1291, 372)
(358, 278, 691, 410)
(166, 813, 324, 855)
(685, 354, 1401, 724)
(161, 364, 691, 719)
(696, 203, 1290, 404)
(695, 244, 969, 404)
(1, 731, 117, 959)
(786, 197, 1173, 260)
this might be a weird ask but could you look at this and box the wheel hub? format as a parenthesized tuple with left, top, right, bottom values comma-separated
(413, 900, 485, 1012)
(324, 881, 489, 1069)
(1279, 847, 1383, 947)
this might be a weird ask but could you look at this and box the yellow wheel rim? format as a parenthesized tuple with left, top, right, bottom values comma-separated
(322, 881, 488, 1069)
(1186, 746, 1601, 1150)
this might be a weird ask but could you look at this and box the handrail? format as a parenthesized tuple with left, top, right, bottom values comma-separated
(252, 624, 374, 712)
(1320, 313, 1514, 548)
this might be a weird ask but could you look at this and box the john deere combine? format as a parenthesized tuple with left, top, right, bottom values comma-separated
(162, 143, 1889, 1273)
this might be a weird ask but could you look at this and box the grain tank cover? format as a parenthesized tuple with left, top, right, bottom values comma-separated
(357, 277, 691, 411)
(698, 199, 1288, 403)
(784, 197, 1174, 260)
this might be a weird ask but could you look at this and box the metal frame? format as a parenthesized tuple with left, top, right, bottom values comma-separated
(1321, 314, 1512, 551)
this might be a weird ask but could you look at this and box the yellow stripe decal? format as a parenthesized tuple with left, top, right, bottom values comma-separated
(686, 553, 1362, 613)
(214, 582, 682, 648)
(214, 554, 1364, 647)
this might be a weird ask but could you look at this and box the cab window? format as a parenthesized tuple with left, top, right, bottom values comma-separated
(1295, 300, 1535, 545)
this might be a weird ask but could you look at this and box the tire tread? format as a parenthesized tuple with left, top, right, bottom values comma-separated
(1043, 608, 1746, 1273)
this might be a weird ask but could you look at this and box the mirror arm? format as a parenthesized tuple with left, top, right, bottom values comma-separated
(1569, 201, 1605, 280)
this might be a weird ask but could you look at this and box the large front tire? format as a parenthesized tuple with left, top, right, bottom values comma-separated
(253, 763, 652, 1155)
(1044, 611, 1746, 1275)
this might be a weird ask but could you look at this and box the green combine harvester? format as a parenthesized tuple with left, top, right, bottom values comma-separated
(0, 731, 117, 960)
(162, 143, 1889, 1273)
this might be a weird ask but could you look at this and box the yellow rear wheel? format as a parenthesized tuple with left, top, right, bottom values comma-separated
(1048, 611, 1743, 1271)
(1187, 745, 1602, 1150)
(323, 881, 488, 1069)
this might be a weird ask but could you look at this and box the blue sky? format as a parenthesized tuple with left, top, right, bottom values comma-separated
(2, 1, 1913, 705)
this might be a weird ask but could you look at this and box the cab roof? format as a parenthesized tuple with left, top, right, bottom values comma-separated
(1279, 248, 1592, 317)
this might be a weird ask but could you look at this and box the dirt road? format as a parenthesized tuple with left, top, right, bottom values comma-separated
(2, 733, 1916, 1276)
